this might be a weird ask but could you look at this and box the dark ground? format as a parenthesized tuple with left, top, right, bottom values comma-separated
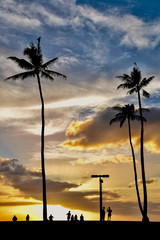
(0, 221, 159, 238)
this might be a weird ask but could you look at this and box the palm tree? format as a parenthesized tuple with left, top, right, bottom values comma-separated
(5, 37, 66, 221)
(116, 63, 154, 222)
(110, 104, 148, 219)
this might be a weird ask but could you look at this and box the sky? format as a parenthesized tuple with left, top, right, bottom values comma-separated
(0, 0, 160, 221)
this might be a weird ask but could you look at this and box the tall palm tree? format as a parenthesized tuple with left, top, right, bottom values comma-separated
(110, 104, 148, 219)
(5, 37, 66, 221)
(116, 63, 154, 222)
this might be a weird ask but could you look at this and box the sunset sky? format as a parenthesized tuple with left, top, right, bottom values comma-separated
(0, 0, 160, 221)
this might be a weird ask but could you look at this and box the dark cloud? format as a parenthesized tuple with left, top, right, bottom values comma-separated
(0, 157, 121, 212)
(0, 158, 79, 198)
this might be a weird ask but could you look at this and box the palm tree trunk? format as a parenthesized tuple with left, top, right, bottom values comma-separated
(37, 74, 47, 221)
(128, 118, 143, 216)
(137, 89, 149, 222)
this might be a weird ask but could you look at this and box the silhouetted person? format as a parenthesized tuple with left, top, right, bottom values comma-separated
(80, 214, 84, 222)
(12, 215, 17, 222)
(26, 214, 30, 221)
(102, 207, 105, 221)
(107, 207, 112, 221)
(66, 211, 71, 221)
(75, 214, 78, 221)
(71, 215, 74, 221)
(49, 214, 54, 221)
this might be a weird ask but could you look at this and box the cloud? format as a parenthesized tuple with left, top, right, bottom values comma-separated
(0, 158, 79, 197)
(2, 0, 160, 50)
(63, 107, 160, 154)
(0, 157, 122, 212)
(128, 177, 157, 188)
(74, 154, 133, 166)
(0, 0, 41, 29)
(62, 107, 137, 150)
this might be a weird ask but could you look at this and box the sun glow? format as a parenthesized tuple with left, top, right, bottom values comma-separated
(0, 204, 99, 221)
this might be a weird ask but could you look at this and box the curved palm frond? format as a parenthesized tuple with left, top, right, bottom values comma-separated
(127, 87, 137, 95)
(7, 57, 34, 70)
(133, 115, 146, 122)
(45, 69, 66, 79)
(5, 70, 35, 81)
(110, 116, 124, 125)
(112, 106, 122, 112)
(120, 116, 126, 128)
(42, 58, 58, 69)
(117, 83, 130, 90)
(139, 76, 154, 88)
(116, 74, 131, 81)
(40, 70, 54, 81)
(142, 89, 150, 98)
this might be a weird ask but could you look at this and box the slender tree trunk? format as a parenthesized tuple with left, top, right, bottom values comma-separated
(37, 74, 47, 221)
(128, 118, 143, 215)
(137, 89, 149, 222)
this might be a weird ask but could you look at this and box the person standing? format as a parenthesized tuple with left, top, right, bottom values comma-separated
(107, 207, 112, 221)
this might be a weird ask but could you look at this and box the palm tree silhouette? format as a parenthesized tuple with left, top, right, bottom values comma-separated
(110, 104, 148, 219)
(116, 63, 154, 222)
(5, 37, 66, 221)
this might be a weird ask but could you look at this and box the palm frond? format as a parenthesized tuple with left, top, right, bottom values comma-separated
(7, 56, 34, 70)
(45, 69, 66, 79)
(142, 89, 150, 98)
(134, 115, 147, 122)
(117, 83, 129, 90)
(110, 116, 125, 125)
(136, 107, 150, 113)
(42, 58, 58, 69)
(112, 106, 122, 112)
(140, 76, 154, 88)
(127, 87, 137, 95)
(5, 70, 35, 81)
(120, 117, 126, 128)
(116, 74, 131, 81)
(41, 70, 54, 81)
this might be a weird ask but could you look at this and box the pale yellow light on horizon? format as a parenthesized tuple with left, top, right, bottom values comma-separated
(0, 204, 99, 221)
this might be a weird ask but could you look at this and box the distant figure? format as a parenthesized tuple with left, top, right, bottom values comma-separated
(49, 214, 54, 221)
(12, 215, 17, 222)
(26, 214, 30, 221)
(102, 207, 105, 221)
(107, 207, 112, 221)
(66, 211, 71, 221)
(71, 215, 74, 221)
(75, 214, 78, 221)
(80, 214, 84, 222)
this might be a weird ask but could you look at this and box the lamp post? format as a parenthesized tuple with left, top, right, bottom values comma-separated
(91, 175, 109, 221)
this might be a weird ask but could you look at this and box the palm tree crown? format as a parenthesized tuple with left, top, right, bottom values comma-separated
(110, 104, 146, 127)
(5, 37, 66, 82)
(116, 63, 154, 98)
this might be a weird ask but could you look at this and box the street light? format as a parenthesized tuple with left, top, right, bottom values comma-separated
(91, 174, 109, 221)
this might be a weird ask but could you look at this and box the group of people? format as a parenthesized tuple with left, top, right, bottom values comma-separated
(66, 211, 84, 222)
(102, 207, 112, 221)
(12, 208, 112, 222)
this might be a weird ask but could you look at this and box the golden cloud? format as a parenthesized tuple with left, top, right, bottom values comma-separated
(62, 107, 160, 154)
(62, 107, 138, 150)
